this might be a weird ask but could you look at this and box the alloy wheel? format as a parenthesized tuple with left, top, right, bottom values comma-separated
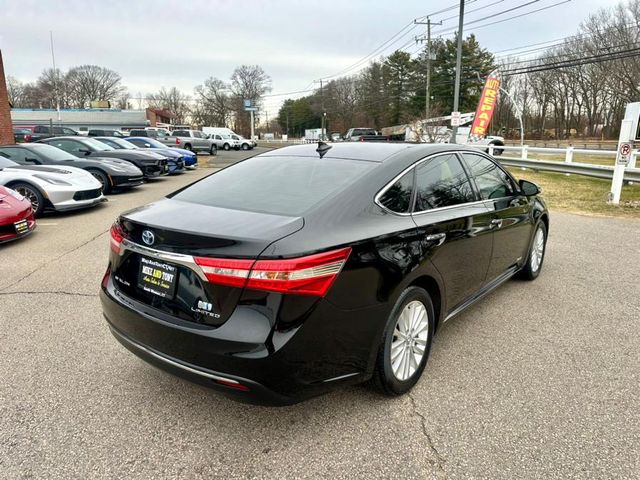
(530, 227, 545, 272)
(390, 300, 429, 381)
(15, 186, 39, 214)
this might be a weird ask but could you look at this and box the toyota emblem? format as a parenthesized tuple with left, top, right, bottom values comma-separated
(141, 230, 155, 246)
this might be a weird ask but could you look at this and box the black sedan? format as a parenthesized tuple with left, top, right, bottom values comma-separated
(94, 137, 185, 175)
(100, 143, 549, 405)
(0, 143, 144, 194)
(38, 137, 169, 179)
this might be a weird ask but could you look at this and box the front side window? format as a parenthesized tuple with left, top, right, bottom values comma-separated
(414, 154, 475, 211)
(378, 170, 413, 214)
(47, 139, 83, 154)
(0, 148, 28, 163)
(462, 153, 515, 200)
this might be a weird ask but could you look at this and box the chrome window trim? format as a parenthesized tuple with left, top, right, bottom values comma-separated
(374, 150, 488, 217)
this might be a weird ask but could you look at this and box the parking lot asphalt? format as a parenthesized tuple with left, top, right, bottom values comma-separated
(0, 147, 638, 479)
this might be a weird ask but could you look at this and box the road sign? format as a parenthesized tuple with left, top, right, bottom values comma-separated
(617, 141, 632, 166)
(244, 107, 258, 112)
(451, 111, 461, 127)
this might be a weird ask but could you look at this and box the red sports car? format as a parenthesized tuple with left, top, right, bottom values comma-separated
(0, 186, 36, 244)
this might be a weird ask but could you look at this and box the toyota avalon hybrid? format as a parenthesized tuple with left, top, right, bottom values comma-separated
(100, 143, 548, 405)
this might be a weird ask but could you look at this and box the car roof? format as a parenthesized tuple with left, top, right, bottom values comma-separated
(258, 142, 477, 163)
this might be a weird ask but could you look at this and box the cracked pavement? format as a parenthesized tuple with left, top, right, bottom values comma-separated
(1, 148, 639, 479)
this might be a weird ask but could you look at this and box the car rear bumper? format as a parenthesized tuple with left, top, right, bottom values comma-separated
(100, 272, 384, 405)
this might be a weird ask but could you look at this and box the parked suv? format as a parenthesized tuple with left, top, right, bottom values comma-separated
(209, 133, 241, 151)
(159, 130, 217, 154)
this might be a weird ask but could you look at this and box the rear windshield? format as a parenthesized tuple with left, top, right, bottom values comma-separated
(172, 155, 375, 216)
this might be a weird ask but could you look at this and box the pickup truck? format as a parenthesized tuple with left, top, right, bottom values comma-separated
(343, 128, 389, 142)
(158, 129, 217, 155)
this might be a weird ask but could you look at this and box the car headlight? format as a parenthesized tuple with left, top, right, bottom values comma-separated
(33, 174, 72, 186)
(109, 166, 126, 173)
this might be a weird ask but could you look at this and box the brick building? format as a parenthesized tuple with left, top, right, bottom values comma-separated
(0, 50, 14, 145)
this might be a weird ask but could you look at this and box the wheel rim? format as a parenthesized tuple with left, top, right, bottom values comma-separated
(530, 227, 545, 272)
(90, 172, 106, 190)
(15, 186, 39, 213)
(390, 300, 429, 381)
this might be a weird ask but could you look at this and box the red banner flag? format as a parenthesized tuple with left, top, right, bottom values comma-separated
(469, 73, 501, 140)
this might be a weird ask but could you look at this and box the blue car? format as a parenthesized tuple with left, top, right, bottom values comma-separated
(125, 137, 198, 169)
(95, 137, 186, 175)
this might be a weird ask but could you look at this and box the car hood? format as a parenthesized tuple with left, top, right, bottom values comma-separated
(0, 186, 32, 220)
(146, 148, 182, 158)
(87, 157, 143, 172)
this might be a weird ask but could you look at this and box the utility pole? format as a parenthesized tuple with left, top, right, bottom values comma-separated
(415, 17, 442, 120)
(314, 79, 326, 140)
(451, 0, 465, 144)
(49, 31, 61, 121)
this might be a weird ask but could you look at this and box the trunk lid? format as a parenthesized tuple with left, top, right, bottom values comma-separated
(111, 198, 304, 326)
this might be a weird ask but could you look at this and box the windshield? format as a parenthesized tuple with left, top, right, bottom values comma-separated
(31, 144, 77, 161)
(0, 157, 19, 168)
(172, 155, 375, 216)
(82, 138, 115, 151)
(106, 138, 138, 149)
(132, 137, 166, 148)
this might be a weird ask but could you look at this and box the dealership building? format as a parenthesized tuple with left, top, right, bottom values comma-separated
(10, 108, 174, 132)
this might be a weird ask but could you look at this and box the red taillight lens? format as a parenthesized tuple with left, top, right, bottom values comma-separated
(194, 256, 253, 288)
(25, 134, 32, 142)
(175, 138, 181, 145)
(110, 222, 125, 254)
(194, 247, 351, 297)
(248, 247, 351, 296)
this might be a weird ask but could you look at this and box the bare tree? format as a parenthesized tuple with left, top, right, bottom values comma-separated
(65, 65, 125, 108)
(193, 77, 231, 126)
(147, 87, 191, 124)
(229, 65, 272, 136)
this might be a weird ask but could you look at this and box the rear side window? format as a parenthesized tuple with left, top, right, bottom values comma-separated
(414, 154, 475, 211)
(377, 170, 413, 213)
(462, 153, 515, 200)
(173, 130, 189, 137)
(172, 156, 375, 216)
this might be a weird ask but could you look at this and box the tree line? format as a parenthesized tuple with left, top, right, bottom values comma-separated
(277, 0, 640, 140)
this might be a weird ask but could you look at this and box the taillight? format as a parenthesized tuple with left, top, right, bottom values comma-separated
(194, 247, 351, 297)
(25, 134, 32, 142)
(110, 222, 125, 254)
(248, 247, 351, 296)
(175, 137, 181, 145)
(194, 257, 253, 288)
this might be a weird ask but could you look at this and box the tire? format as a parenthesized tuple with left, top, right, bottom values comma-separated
(87, 168, 111, 194)
(209, 145, 217, 155)
(372, 286, 435, 396)
(241, 143, 249, 150)
(518, 221, 547, 280)
(11, 182, 45, 217)
(184, 144, 193, 152)
(223, 143, 230, 151)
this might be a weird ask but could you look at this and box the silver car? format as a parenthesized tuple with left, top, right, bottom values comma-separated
(0, 156, 105, 217)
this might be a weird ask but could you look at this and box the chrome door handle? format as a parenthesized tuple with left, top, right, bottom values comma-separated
(490, 219, 503, 229)
(426, 233, 446, 246)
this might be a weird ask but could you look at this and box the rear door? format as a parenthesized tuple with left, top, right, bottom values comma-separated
(460, 152, 533, 281)
(410, 153, 494, 312)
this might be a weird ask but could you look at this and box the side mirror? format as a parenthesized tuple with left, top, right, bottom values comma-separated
(519, 179, 541, 196)
(79, 148, 91, 156)
(25, 157, 41, 165)
(144, 143, 151, 148)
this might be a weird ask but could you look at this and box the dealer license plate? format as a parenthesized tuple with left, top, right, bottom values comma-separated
(137, 256, 178, 298)
(14, 219, 29, 235)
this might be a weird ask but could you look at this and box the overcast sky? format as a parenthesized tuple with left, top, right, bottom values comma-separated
(0, 0, 623, 118)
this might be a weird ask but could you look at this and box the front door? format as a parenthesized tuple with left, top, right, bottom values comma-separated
(410, 153, 494, 312)
(460, 152, 533, 281)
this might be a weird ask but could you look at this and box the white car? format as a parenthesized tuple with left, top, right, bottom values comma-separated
(231, 134, 255, 150)
(209, 133, 241, 151)
(0, 156, 106, 217)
